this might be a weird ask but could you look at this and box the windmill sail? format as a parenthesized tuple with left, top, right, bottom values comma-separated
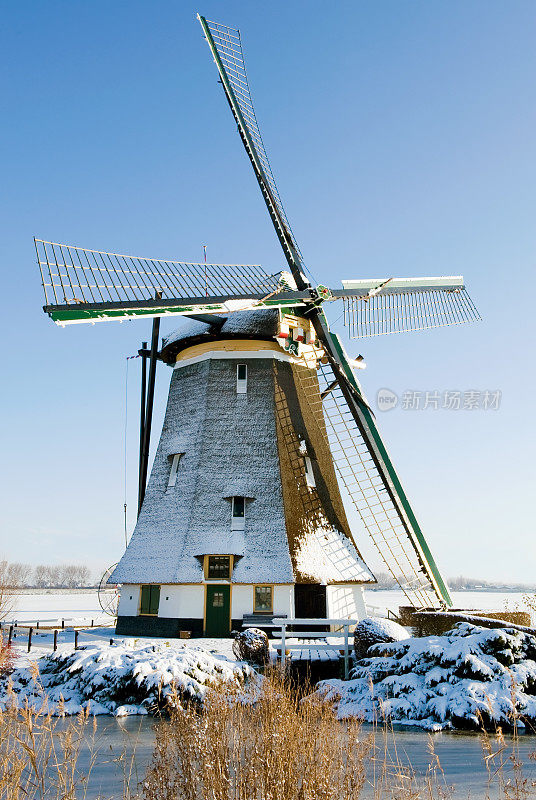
(319, 341, 451, 607)
(198, 15, 305, 279)
(340, 277, 481, 338)
(199, 15, 456, 608)
(35, 239, 308, 324)
(292, 326, 451, 608)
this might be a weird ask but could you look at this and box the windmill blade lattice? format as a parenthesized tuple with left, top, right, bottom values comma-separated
(36, 239, 280, 307)
(294, 357, 442, 608)
(342, 288, 481, 338)
(199, 16, 304, 271)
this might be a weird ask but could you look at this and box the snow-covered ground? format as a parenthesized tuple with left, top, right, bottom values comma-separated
(5, 590, 104, 625)
(366, 588, 532, 617)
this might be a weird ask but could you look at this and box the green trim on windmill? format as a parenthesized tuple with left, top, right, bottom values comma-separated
(45, 296, 309, 325)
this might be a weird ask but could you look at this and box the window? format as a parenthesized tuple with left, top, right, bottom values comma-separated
(231, 496, 245, 530)
(207, 555, 231, 579)
(212, 591, 225, 608)
(304, 456, 316, 488)
(254, 586, 273, 613)
(167, 453, 183, 488)
(140, 585, 160, 615)
(236, 363, 247, 394)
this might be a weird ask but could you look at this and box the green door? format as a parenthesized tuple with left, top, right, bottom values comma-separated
(205, 585, 231, 637)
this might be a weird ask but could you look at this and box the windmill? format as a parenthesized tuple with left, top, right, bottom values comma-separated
(35, 15, 480, 633)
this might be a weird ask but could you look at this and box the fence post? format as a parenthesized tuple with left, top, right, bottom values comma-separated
(280, 623, 286, 669)
(74, 630, 79, 650)
(343, 623, 349, 680)
(36, 620, 40, 630)
(61, 619, 65, 630)
(53, 630, 58, 652)
(91, 620, 94, 628)
(27, 627, 33, 653)
(8, 625, 13, 646)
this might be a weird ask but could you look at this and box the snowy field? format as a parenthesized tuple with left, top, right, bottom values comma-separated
(366, 588, 532, 617)
(5, 589, 103, 625)
(6, 587, 533, 625)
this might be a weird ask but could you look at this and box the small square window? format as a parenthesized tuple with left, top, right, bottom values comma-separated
(212, 591, 224, 608)
(236, 364, 247, 394)
(254, 586, 273, 613)
(231, 496, 245, 530)
(232, 496, 245, 517)
(304, 456, 316, 489)
(168, 453, 183, 488)
(207, 556, 231, 579)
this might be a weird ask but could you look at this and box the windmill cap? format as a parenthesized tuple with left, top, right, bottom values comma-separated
(160, 309, 280, 365)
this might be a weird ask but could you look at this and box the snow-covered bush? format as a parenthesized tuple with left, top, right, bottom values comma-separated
(232, 628, 269, 666)
(317, 623, 536, 731)
(353, 616, 409, 661)
(0, 640, 256, 716)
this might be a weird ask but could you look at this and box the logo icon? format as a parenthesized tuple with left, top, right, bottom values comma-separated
(376, 388, 398, 412)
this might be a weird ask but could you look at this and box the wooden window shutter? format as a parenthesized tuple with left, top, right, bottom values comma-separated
(149, 585, 160, 615)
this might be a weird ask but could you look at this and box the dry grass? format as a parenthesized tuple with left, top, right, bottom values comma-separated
(143, 669, 369, 800)
(0, 665, 141, 800)
(1, 668, 536, 799)
(142, 670, 462, 800)
(0, 671, 96, 800)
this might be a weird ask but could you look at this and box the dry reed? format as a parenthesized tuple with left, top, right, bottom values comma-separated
(1, 667, 536, 799)
(142, 669, 463, 800)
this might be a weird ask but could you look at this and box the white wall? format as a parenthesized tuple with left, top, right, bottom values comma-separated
(119, 583, 294, 621)
(327, 585, 366, 622)
(160, 585, 204, 618)
(274, 585, 294, 618)
(117, 584, 140, 616)
(231, 585, 252, 618)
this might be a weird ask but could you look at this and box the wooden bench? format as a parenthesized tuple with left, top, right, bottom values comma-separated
(242, 614, 287, 630)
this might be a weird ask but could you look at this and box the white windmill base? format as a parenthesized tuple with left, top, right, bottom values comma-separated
(115, 583, 367, 638)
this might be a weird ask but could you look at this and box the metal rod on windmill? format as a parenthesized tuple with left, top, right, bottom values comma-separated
(138, 298, 161, 515)
(138, 340, 148, 513)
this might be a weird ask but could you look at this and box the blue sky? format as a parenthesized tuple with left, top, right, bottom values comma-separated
(1, 1, 534, 582)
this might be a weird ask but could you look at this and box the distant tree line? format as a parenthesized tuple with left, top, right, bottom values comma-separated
(371, 570, 536, 593)
(448, 575, 536, 592)
(0, 560, 96, 589)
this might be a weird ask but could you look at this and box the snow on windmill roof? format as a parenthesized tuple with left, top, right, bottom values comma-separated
(160, 310, 280, 363)
(294, 523, 375, 584)
(111, 352, 296, 585)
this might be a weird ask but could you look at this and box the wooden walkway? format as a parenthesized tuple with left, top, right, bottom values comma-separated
(276, 638, 341, 663)
(245, 617, 357, 678)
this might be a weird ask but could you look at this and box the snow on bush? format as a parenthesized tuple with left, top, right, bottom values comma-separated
(232, 628, 269, 665)
(316, 623, 536, 731)
(0, 640, 256, 717)
(353, 616, 409, 661)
